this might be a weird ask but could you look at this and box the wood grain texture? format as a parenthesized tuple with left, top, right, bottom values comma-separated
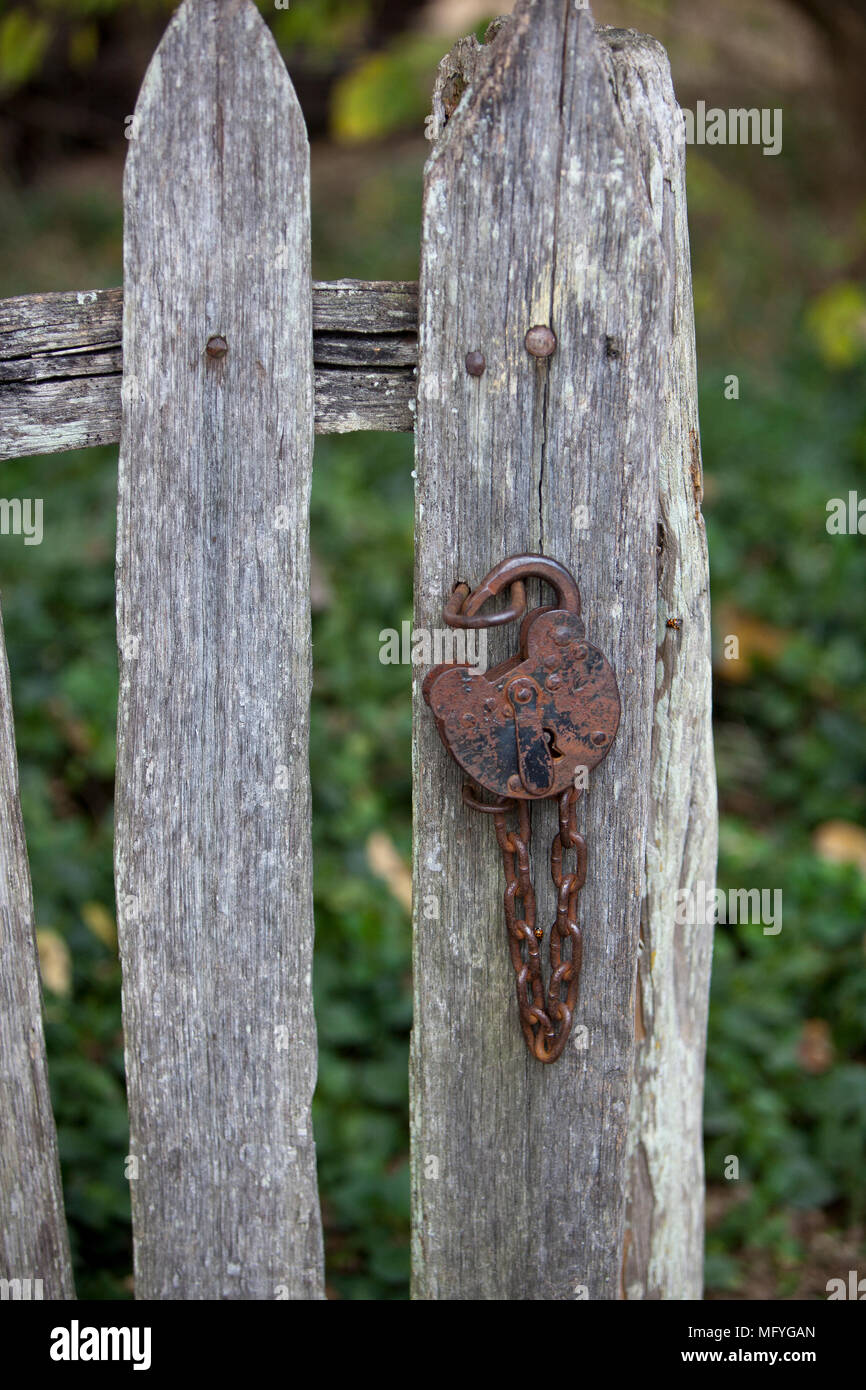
(411, 1, 671, 1300)
(0, 376, 122, 460)
(0, 282, 418, 458)
(312, 279, 418, 334)
(115, 0, 323, 1300)
(598, 28, 717, 1301)
(0, 604, 74, 1299)
(314, 367, 415, 433)
(313, 334, 416, 368)
(0, 287, 123, 357)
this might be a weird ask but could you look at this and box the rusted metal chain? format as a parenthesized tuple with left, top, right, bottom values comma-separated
(468, 784, 586, 1063)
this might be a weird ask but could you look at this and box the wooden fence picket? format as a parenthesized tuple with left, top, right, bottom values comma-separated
(0, 603, 74, 1299)
(411, 2, 714, 1300)
(114, 0, 324, 1299)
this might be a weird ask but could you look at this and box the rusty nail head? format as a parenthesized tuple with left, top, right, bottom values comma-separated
(206, 335, 228, 359)
(465, 350, 486, 377)
(525, 325, 557, 358)
(511, 681, 534, 703)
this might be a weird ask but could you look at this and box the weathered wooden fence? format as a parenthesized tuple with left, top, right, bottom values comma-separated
(0, 0, 715, 1301)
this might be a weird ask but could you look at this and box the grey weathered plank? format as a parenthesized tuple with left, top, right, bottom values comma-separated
(411, 1, 671, 1300)
(115, 0, 323, 1300)
(0, 375, 122, 460)
(312, 279, 418, 334)
(313, 333, 416, 368)
(1, 348, 121, 384)
(0, 603, 75, 1299)
(0, 281, 417, 355)
(598, 27, 717, 1301)
(0, 369, 415, 456)
(0, 287, 122, 358)
(0, 281, 418, 457)
(314, 367, 415, 433)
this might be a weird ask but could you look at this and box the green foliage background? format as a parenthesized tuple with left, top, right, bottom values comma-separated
(0, 0, 864, 1299)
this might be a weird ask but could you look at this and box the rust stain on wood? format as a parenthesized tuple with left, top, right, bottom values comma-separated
(688, 427, 704, 522)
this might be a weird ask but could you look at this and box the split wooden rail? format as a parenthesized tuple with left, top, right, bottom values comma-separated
(0, 0, 716, 1301)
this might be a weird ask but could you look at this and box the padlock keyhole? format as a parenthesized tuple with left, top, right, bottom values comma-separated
(543, 728, 564, 760)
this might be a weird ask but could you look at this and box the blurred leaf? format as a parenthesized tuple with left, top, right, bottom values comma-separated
(331, 35, 444, 143)
(68, 22, 98, 70)
(812, 820, 866, 874)
(796, 1019, 834, 1075)
(714, 602, 790, 683)
(365, 831, 412, 913)
(0, 9, 51, 96)
(81, 900, 117, 950)
(36, 928, 72, 996)
(806, 282, 866, 369)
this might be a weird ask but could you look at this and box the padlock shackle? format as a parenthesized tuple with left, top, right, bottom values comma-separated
(443, 553, 581, 629)
(443, 578, 527, 629)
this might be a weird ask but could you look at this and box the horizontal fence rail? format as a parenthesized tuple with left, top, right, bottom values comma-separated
(0, 280, 418, 459)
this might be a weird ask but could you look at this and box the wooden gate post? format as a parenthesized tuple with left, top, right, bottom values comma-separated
(411, 2, 715, 1300)
(115, 0, 324, 1299)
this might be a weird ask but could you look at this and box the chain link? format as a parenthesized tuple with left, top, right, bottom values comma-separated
(486, 786, 586, 1063)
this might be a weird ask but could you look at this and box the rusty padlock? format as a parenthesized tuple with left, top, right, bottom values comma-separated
(422, 555, 620, 1062)
(423, 555, 620, 799)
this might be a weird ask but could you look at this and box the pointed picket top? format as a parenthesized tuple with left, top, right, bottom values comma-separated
(116, 0, 324, 1299)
